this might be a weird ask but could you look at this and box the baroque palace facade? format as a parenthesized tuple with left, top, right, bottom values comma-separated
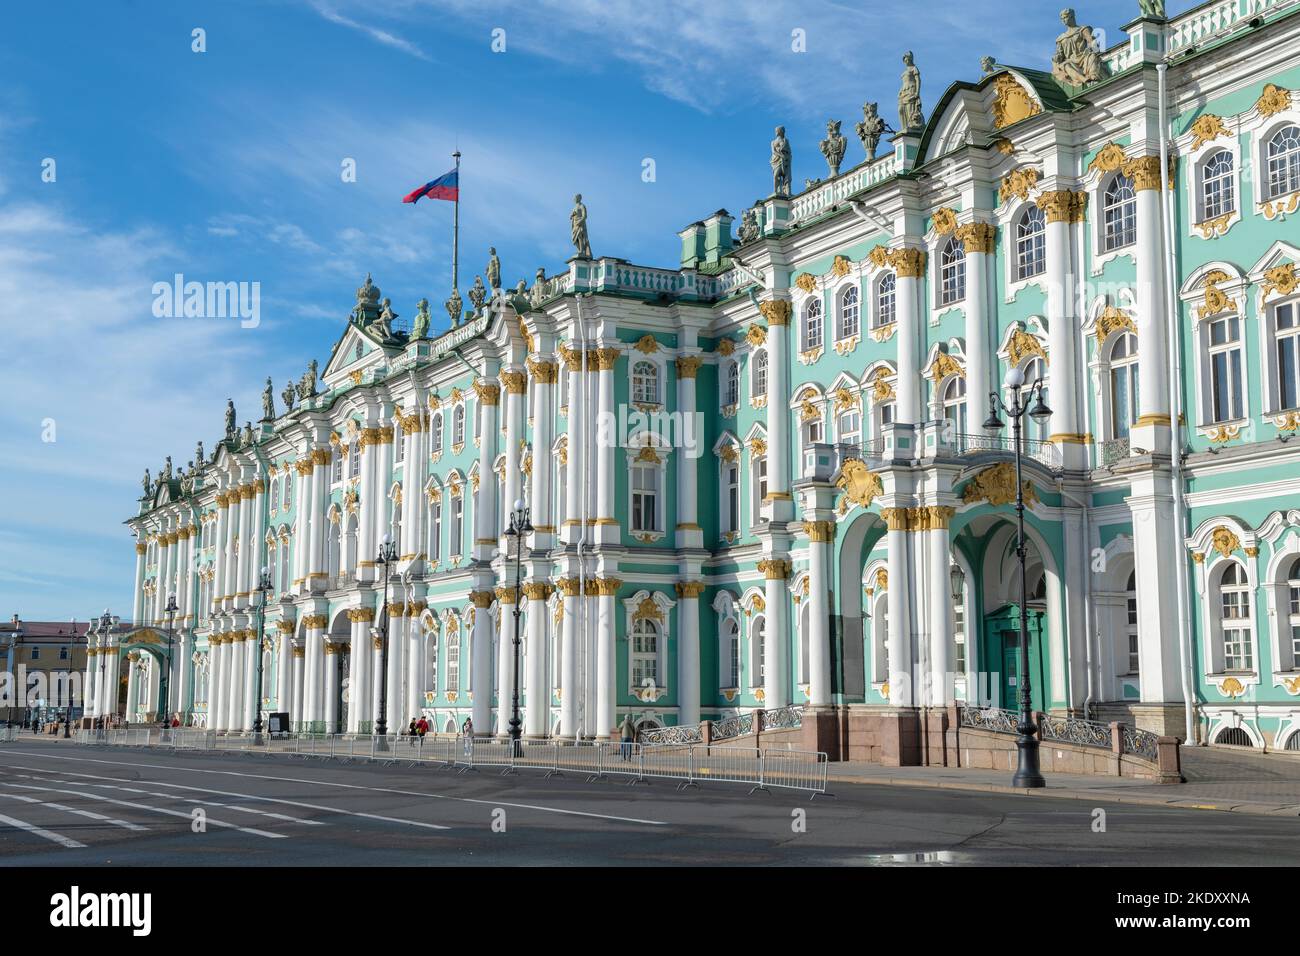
(98, 1, 1300, 756)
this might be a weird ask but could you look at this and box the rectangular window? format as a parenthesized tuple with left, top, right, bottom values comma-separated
(1278, 304, 1299, 410)
(631, 466, 659, 532)
(725, 463, 739, 533)
(1208, 316, 1243, 423)
(450, 497, 463, 557)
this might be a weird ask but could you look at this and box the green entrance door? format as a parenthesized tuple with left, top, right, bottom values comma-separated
(982, 606, 1048, 712)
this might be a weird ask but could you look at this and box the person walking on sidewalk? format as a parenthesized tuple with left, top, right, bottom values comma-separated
(619, 714, 636, 761)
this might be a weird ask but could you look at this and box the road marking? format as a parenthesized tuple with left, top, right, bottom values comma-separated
(0, 782, 287, 840)
(0, 790, 148, 831)
(2, 766, 450, 832)
(1, 752, 670, 826)
(0, 810, 86, 848)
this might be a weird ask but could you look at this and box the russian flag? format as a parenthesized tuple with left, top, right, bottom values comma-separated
(402, 168, 458, 204)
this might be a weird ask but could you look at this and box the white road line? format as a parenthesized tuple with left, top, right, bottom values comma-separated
(0, 754, 670, 832)
(0, 782, 287, 840)
(0, 810, 86, 848)
(0, 791, 148, 831)
(3, 767, 450, 832)
(1, 754, 669, 826)
(56, 779, 323, 826)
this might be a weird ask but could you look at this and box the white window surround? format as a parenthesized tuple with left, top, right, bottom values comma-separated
(870, 270, 898, 340)
(712, 591, 741, 693)
(750, 347, 769, 406)
(713, 433, 742, 540)
(624, 432, 670, 542)
(824, 270, 867, 353)
(998, 199, 1051, 303)
(925, 231, 964, 322)
(863, 558, 889, 692)
(1081, 155, 1139, 277)
(790, 286, 826, 362)
(790, 386, 826, 478)
(720, 358, 740, 415)
(1252, 112, 1300, 210)
(1248, 242, 1300, 424)
(621, 589, 676, 697)
(1264, 539, 1300, 676)
(627, 351, 667, 411)
(1178, 262, 1251, 436)
(1188, 517, 1261, 687)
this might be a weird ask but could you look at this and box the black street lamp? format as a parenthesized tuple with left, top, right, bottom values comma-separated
(95, 609, 116, 728)
(161, 593, 178, 729)
(503, 498, 532, 754)
(984, 365, 1052, 790)
(374, 533, 398, 741)
(252, 567, 272, 739)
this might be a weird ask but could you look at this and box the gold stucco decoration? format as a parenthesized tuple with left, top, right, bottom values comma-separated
(931, 207, 959, 236)
(960, 462, 1038, 508)
(992, 73, 1040, 129)
(1095, 306, 1136, 344)
(746, 324, 767, 347)
(634, 334, 659, 354)
(836, 459, 883, 508)
(1263, 263, 1299, 299)
(1219, 676, 1246, 699)
(759, 299, 792, 326)
(870, 368, 896, 402)
(1256, 83, 1292, 118)
(831, 255, 853, 278)
(1007, 327, 1047, 367)
(929, 351, 965, 382)
(1210, 526, 1240, 558)
(1189, 114, 1230, 151)
(717, 337, 736, 356)
(794, 273, 818, 293)
(1199, 269, 1237, 319)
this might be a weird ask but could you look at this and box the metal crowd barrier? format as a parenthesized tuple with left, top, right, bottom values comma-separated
(68, 728, 829, 795)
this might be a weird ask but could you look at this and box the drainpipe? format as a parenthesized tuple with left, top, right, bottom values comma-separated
(1157, 61, 1198, 746)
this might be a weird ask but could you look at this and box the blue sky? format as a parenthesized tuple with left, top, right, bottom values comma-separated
(0, 0, 1188, 620)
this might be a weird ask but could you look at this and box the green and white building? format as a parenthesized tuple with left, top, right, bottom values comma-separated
(105, 1, 1300, 756)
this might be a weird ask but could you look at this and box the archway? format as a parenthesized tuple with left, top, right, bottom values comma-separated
(327, 610, 352, 734)
(833, 509, 888, 701)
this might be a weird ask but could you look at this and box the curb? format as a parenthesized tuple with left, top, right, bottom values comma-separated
(828, 772, 1300, 817)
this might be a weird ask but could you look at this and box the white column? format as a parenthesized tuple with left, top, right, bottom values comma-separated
(763, 303, 792, 509)
(594, 349, 616, 537)
(595, 582, 617, 739)
(528, 361, 557, 548)
(473, 383, 501, 561)
(209, 638, 224, 730)
(323, 643, 340, 733)
(961, 225, 993, 432)
(559, 579, 581, 736)
(805, 524, 833, 708)
(1041, 190, 1086, 466)
(83, 649, 97, 720)
(125, 656, 140, 720)
(291, 642, 304, 728)
(562, 352, 585, 546)
(357, 430, 379, 584)
(293, 459, 311, 591)
(501, 371, 526, 526)
(303, 617, 325, 730)
(927, 512, 955, 707)
(132, 541, 146, 624)
(234, 487, 251, 606)
(276, 626, 293, 715)
(470, 592, 494, 734)
(408, 606, 425, 728)
(309, 450, 329, 589)
(675, 582, 702, 725)
(893, 252, 924, 427)
(348, 613, 371, 733)
(384, 606, 403, 732)
(761, 560, 790, 708)
(496, 589, 515, 735)
(675, 356, 702, 547)
(524, 583, 550, 736)
(884, 510, 913, 707)
(1132, 158, 1172, 455)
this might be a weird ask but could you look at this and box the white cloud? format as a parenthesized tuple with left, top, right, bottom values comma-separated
(309, 2, 433, 61)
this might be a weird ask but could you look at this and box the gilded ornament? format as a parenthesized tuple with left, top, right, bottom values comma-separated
(748, 437, 768, 457)
(870, 369, 896, 402)
(1263, 263, 1299, 299)
(1088, 142, 1127, 174)
(794, 273, 818, 294)
(1006, 327, 1047, 367)
(929, 351, 965, 382)
(955, 221, 996, 254)
(757, 558, 791, 580)
(716, 338, 736, 356)
(1219, 677, 1245, 698)
(1195, 214, 1233, 240)
(836, 459, 883, 508)
(991, 72, 1040, 129)
(1036, 189, 1087, 223)
(1189, 114, 1230, 151)
(931, 207, 959, 236)
(1210, 525, 1240, 558)
(675, 356, 704, 379)
(1198, 269, 1237, 319)
(960, 462, 1038, 507)
(759, 299, 792, 326)
(1256, 83, 1292, 118)
(634, 334, 660, 354)
(1095, 305, 1136, 344)
(831, 255, 853, 278)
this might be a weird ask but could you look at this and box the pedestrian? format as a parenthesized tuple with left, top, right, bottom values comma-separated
(462, 716, 473, 755)
(407, 719, 417, 737)
(620, 713, 636, 761)
(416, 716, 428, 737)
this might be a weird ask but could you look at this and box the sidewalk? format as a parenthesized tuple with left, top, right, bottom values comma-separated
(826, 746, 1300, 817)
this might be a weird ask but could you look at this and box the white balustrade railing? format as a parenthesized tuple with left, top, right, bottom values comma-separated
(788, 153, 903, 227)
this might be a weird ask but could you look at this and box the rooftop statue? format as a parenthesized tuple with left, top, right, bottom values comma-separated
(570, 194, 591, 259)
(162, 456, 173, 481)
(770, 126, 792, 197)
(242, 422, 254, 448)
(374, 297, 397, 339)
(738, 206, 760, 243)
(444, 287, 463, 327)
(1051, 8, 1108, 86)
(224, 399, 236, 440)
(195, 440, 204, 465)
(486, 247, 501, 291)
(855, 102, 886, 161)
(820, 120, 847, 177)
(412, 298, 430, 340)
(282, 380, 296, 413)
(141, 468, 152, 497)
(468, 275, 487, 315)
(530, 267, 547, 309)
(1138, 0, 1165, 18)
(296, 359, 318, 400)
(261, 377, 275, 421)
(898, 52, 924, 132)
(981, 55, 997, 75)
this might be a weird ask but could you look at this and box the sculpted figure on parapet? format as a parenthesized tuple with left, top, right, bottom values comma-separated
(1051, 8, 1107, 86)
(770, 125, 791, 197)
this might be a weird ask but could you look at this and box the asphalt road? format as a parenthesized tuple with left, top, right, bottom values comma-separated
(1, 740, 1297, 866)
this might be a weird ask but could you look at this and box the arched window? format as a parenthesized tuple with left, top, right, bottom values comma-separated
(631, 618, 659, 689)
(425, 626, 438, 692)
(452, 406, 465, 447)
(331, 447, 343, 484)
(1110, 332, 1140, 438)
(750, 615, 766, 687)
(266, 541, 278, 597)
(875, 273, 896, 329)
(940, 375, 967, 434)
(1286, 557, 1300, 670)
(838, 286, 860, 340)
(283, 472, 292, 509)
(1266, 125, 1300, 199)
(269, 478, 279, 512)
(873, 397, 895, 441)
(1016, 205, 1046, 279)
(1023, 357, 1049, 441)
(1208, 313, 1244, 422)
(723, 617, 740, 688)
(430, 413, 444, 454)
(1201, 149, 1235, 220)
(751, 349, 768, 399)
(327, 517, 341, 577)
(343, 512, 359, 574)
(1103, 174, 1137, 251)
(725, 361, 739, 408)
(952, 567, 966, 675)
(390, 501, 402, 552)
(836, 402, 861, 444)
(630, 460, 660, 533)
(939, 238, 966, 305)
(632, 361, 659, 404)
(1219, 562, 1253, 671)
(803, 297, 823, 352)
(446, 625, 461, 693)
(1274, 300, 1300, 411)
(1125, 571, 1139, 675)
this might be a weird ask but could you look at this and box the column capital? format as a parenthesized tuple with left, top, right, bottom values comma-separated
(499, 370, 528, 395)
(346, 607, 375, 623)
(674, 580, 706, 599)
(868, 245, 927, 277)
(1036, 189, 1088, 223)
(301, 613, 328, 629)
(494, 585, 518, 605)
(469, 590, 495, 608)
(954, 221, 996, 255)
(757, 558, 791, 580)
(522, 581, 554, 601)
(592, 347, 620, 371)
(801, 519, 837, 542)
(758, 299, 791, 326)
(473, 381, 501, 405)
(585, 577, 623, 596)
(675, 356, 704, 379)
(554, 577, 582, 597)
(526, 358, 558, 384)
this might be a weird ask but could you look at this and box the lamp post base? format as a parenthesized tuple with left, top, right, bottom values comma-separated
(1012, 731, 1046, 789)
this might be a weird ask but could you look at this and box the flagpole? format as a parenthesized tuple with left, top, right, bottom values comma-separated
(451, 150, 461, 294)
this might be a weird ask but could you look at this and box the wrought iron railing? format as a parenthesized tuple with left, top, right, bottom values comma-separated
(1101, 437, 1130, 467)
(762, 704, 804, 731)
(639, 723, 704, 746)
(710, 711, 754, 742)
(949, 432, 1062, 470)
(1040, 712, 1112, 749)
(1122, 724, 1161, 762)
(959, 706, 1019, 735)
(961, 706, 1163, 763)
